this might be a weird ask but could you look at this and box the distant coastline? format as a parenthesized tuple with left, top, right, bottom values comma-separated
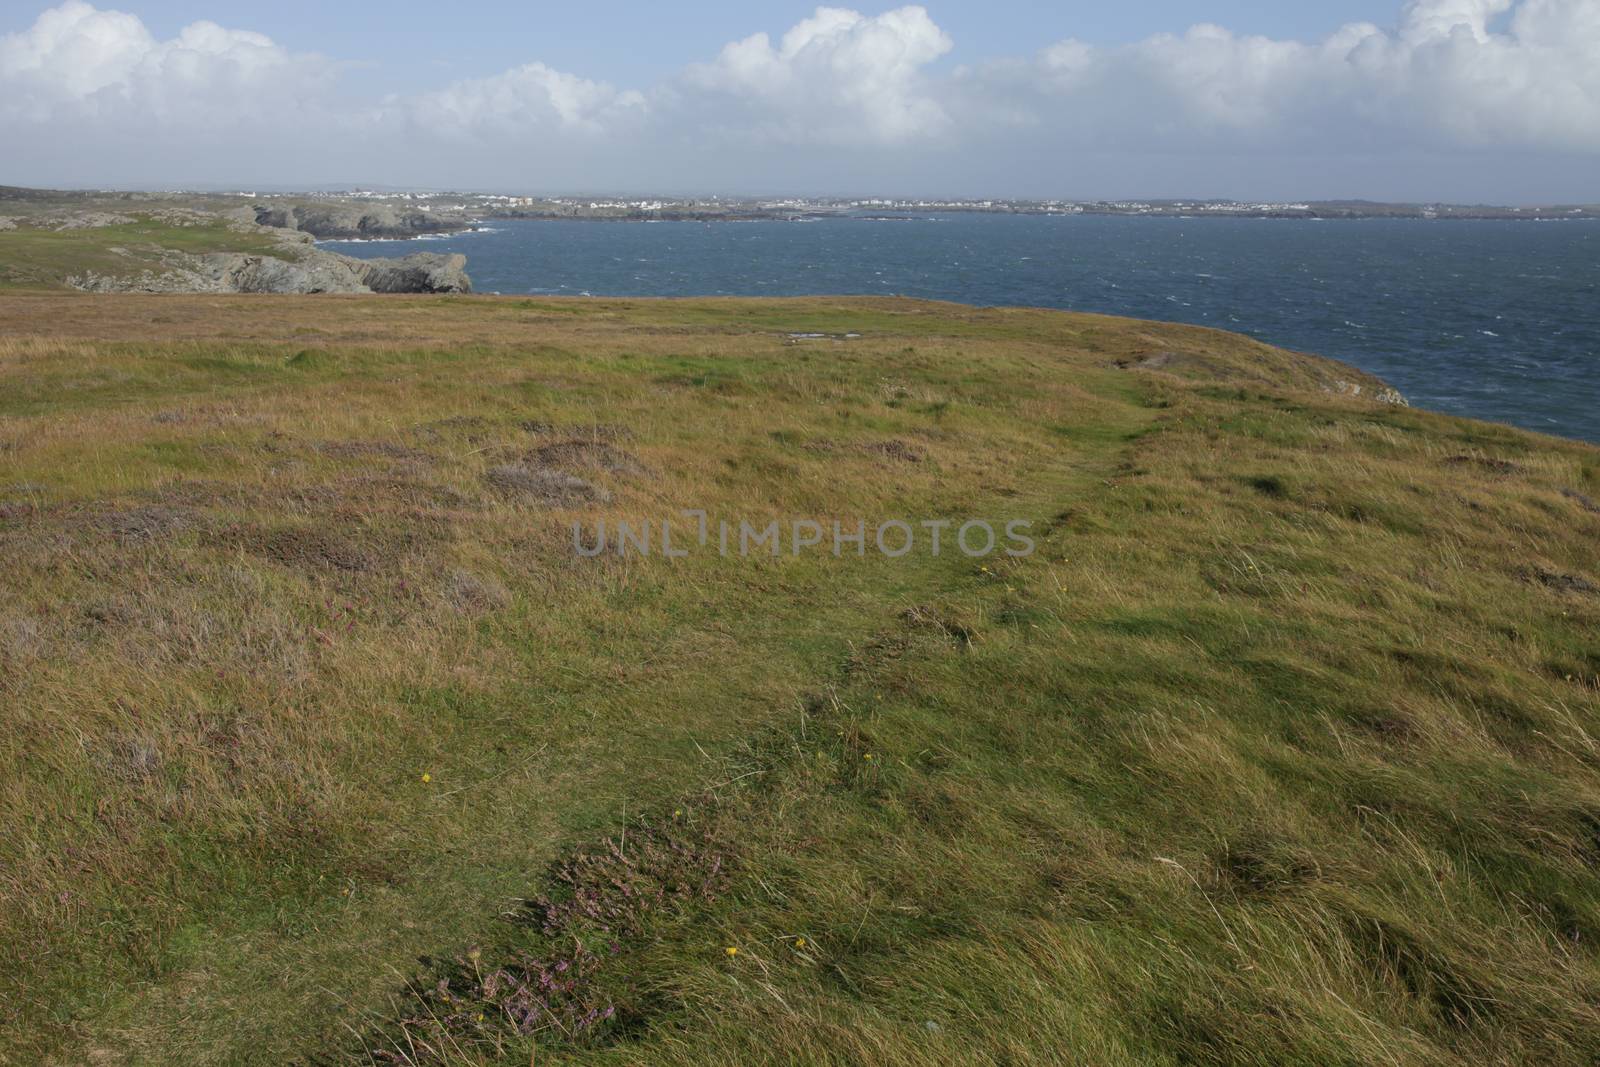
(308, 205, 1600, 245)
(7, 184, 1596, 239)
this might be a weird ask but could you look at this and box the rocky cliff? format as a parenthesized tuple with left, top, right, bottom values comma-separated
(56, 213, 472, 295)
(71, 246, 471, 295)
(253, 203, 470, 240)
(354, 253, 472, 293)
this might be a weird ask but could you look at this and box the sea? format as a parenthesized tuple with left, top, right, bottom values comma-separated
(328, 214, 1600, 444)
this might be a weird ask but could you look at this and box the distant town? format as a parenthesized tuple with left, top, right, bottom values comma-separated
(5, 183, 1596, 248)
(229, 189, 1600, 225)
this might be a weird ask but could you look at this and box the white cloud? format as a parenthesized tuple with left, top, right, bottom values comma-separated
(0, 0, 335, 124)
(966, 0, 1600, 154)
(1, 0, 1598, 195)
(406, 64, 644, 136)
(685, 6, 953, 143)
(0, 0, 153, 99)
(389, 5, 953, 156)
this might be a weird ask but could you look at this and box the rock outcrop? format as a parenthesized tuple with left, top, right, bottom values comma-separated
(253, 203, 469, 240)
(71, 245, 471, 295)
(355, 253, 472, 294)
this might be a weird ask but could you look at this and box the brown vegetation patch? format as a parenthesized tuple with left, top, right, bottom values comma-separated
(80, 596, 138, 630)
(363, 810, 732, 1063)
(315, 440, 432, 463)
(412, 415, 491, 444)
(372, 944, 619, 1064)
(1116, 351, 1189, 372)
(485, 465, 612, 505)
(98, 733, 163, 783)
(1349, 705, 1421, 742)
(97, 505, 194, 544)
(443, 569, 510, 613)
(278, 483, 342, 508)
(900, 604, 975, 646)
(209, 522, 377, 573)
(865, 439, 926, 463)
(0, 614, 45, 663)
(531, 421, 636, 441)
(1562, 488, 1600, 515)
(1521, 565, 1598, 596)
(525, 814, 733, 937)
(335, 475, 472, 510)
(147, 479, 257, 509)
(1443, 454, 1526, 476)
(532, 439, 648, 477)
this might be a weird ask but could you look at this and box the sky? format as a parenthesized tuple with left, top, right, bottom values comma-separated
(2, 0, 1598, 201)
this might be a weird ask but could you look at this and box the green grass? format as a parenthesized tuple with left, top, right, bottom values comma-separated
(0, 216, 292, 290)
(0, 294, 1597, 1064)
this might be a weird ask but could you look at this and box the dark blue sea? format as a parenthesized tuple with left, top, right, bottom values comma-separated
(329, 215, 1600, 443)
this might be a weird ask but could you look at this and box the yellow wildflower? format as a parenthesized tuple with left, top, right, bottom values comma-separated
(420, 773, 432, 784)
(725, 946, 738, 957)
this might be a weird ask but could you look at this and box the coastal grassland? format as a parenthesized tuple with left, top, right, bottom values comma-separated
(0, 216, 292, 291)
(0, 294, 1598, 1065)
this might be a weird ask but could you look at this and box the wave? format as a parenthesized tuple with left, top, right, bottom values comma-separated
(314, 226, 488, 246)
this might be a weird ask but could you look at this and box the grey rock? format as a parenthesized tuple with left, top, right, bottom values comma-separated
(45, 211, 135, 230)
(70, 245, 471, 295)
(1328, 377, 1409, 407)
(199, 252, 370, 294)
(254, 203, 468, 240)
(356, 253, 471, 294)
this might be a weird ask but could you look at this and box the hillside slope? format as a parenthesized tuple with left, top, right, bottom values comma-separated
(0, 210, 470, 294)
(1, 295, 1597, 1065)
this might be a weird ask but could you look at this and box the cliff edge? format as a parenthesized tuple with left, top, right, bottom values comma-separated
(0, 206, 471, 294)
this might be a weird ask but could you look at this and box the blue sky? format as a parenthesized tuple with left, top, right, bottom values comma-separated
(116, 1, 1408, 92)
(2, 1, 1598, 200)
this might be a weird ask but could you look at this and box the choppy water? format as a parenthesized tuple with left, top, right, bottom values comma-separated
(330, 214, 1600, 443)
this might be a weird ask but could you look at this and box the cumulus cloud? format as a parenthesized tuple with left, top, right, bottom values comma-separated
(406, 64, 644, 137)
(0, 0, 336, 124)
(684, 6, 953, 143)
(965, 0, 1600, 154)
(1, 0, 1598, 195)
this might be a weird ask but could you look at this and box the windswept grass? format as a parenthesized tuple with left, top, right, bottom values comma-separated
(0, 294, 1596, 1065)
